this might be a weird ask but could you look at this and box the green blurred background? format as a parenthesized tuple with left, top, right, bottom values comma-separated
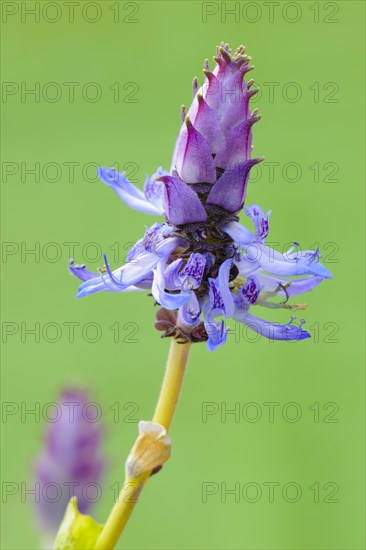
(1, 1, 365, 548)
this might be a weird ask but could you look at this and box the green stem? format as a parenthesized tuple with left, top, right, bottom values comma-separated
(94, 339, 191, 550)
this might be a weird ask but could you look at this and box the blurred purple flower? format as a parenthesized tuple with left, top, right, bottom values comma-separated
(34, 388, 104, 539)
(69, 43, 331, 351)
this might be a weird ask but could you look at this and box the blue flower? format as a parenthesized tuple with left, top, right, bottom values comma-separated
(98, 166, 169, 216)
(69, 43, 332, 351)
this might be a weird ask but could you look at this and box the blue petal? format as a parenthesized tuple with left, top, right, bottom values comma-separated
(223, 206, 270, 247)
(206, 259, 235, 318)
(164, 259, 184, 290)
(234, 255, 260, 276)
(126, 238, 144, 262)
(143, 167, 168, 214)
(155, 236, 187, 259)
(244, 204, 270, 243)
(76, 252, 159, 298)
(69, 261, 96, 282)
(179, 253, 206, 289)
(205, 320, 229, 351)
(222, 221, 254, 246)
(217, 258, 235, 317)
(233, 309, 311, 341)
(238, 275, 261, 306)
(152, 262, 190, 310)
(255, 273, 325, 297)
(76, 277, 148, 298)
(178, 291, 201, 327)
(286, 275, 326, 296)
(208, 279, 225, 312)
(98, 167, 163, 215)
(142, 223, 165, 252)
(245, 244, 332, 278)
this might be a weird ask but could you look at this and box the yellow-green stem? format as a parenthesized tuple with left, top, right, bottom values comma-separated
(152, 338, 191, 429)
(94, 339, 191, 550)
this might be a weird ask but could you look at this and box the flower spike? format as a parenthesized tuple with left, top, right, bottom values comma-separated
(70, 43, 331, 351)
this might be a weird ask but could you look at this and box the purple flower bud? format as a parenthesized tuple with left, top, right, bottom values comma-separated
(158, 174, 207, 226)
(214, 110, 261, 169)
(184, 45, 256, 153)
(169, 44, 261, 214)
(33, 388, 104, 539)
(209, 46, 254, 134)
(185, 94, 222, 153)
(170, 117, 216, 184)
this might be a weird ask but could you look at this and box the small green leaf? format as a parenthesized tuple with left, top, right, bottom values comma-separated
(53, 497, 103, 550)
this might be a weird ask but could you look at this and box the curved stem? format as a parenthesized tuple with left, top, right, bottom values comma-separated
(94, 339, 191, 550)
